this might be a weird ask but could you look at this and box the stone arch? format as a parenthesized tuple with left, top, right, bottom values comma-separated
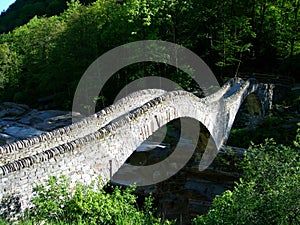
(0, 77, 267, 214)
(230, 92, 264, 130)
(245, 93, 264, 116)
(119, 117, 215, 165)
(111, 116, 217, 186)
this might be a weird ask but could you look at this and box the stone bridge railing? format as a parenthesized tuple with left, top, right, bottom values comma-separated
(0, 77, 272, 215)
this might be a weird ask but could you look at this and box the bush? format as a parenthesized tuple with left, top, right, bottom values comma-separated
(10, 176, 173, 225)
(228, 115, 296, 148)
(193, 130, 300, 224)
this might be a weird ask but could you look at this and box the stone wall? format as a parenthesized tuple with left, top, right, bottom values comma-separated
(0, 89, 166, 165)
(0, 77, 271, 218)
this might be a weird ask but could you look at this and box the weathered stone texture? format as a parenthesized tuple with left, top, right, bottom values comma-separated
(0, 89, 166, 165)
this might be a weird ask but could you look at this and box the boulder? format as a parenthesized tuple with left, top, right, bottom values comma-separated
(0, 102, 84, 145)
(0, 133, 17, 145)
(4, 126, 45, 139)
(19, 110, 83, 131)
(0, 102, 30, 118)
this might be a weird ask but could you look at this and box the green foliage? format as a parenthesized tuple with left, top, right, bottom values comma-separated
(0, 0, 299, 108)
(228, 114, 297, 148)
(0, 0, 67, 33)
(294, 123, 300, 147)
(0, 0, 97, 34)
(30, 176, 71, 221)
(193, 132, 300, 224)
(0, 42, 22, 90)
(16, 176, 173, 225)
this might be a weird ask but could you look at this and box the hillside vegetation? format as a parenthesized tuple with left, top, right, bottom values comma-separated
(0, 0, 94, 33)
(0, 0, 299, 111)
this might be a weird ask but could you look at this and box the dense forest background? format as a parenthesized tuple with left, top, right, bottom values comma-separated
(0, 0, 299, 111)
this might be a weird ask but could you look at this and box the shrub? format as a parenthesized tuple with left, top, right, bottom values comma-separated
(193, 130, 300, 224)
(16, 176, 173, 225)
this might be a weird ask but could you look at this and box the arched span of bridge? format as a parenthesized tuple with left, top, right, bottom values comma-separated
(0, 77, 271, 213)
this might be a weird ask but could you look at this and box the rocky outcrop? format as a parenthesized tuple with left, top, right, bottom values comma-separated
(0, 102, 84, 145)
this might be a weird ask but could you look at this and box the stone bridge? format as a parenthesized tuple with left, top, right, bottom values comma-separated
(0, 77, 273, 214)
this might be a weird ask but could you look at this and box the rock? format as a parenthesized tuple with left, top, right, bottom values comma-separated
(0, 102, 84, 145)
(188, 199, 212, 216)
(19, 110, 68, 125)
(19, 110, 83, 131)
(0, 121, 19, 134)
(234, 111, 263, 129)
(135, 141, 169, 152)
(0, 102, 30, 118)
(0, 133, 17, 145)
(33, 112, 81, 131)
(125, 141, 170, 165)
(184, 179, 230, 201)
(4, 126, 45, 139)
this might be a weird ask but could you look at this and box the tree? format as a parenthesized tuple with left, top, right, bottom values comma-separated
(0, 42, 22, 91)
